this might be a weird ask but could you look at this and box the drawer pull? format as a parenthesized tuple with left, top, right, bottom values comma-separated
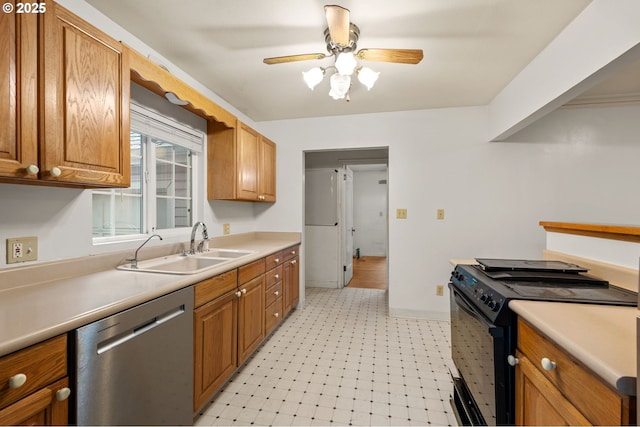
(55, 387, 71, 402)
(274, 258, 280, 263)
(507, 355, 519, 366)
(26, 164, 39, 175)
(236, 291, 242, 298)
(50, 167, 62, 177)
(274, 312, 279, 318)
(241, 288, 247, 295)
(274, 274, 280, 280)
(291, 260, 297, 265)
(541, 357, 557, 371)
(291, 250, 296, 255)
(8, 373, 27, 389)
(274, 291, 279, 296)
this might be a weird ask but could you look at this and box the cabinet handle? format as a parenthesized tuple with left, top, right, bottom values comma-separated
(291, 260, 297, 265)
(55, 387, 72, 402)
(25, 165, 39, 175)
(291, 250, 296, 255)
(50, 167, 62, 177)
(274, 291, 279, 296)
(274, 274, 280, 280)
(8, 373, 27, 389)
(507, 355, 519, 366)
(541, 357, 557, 371)
(236, 291, 242, 298)
(274, 258, 280, 263)
(274, 312, 279, 318)
(241, 288, 247, 295)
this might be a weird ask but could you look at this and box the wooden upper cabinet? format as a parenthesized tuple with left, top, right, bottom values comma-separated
(259, 135, 276, 202)
(40, 2, 130, 187)
(0, 4, 38, 179)
(208, 120, 276, 202)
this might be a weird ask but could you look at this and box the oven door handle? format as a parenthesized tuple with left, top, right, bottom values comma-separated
(453, 290, 503, 338)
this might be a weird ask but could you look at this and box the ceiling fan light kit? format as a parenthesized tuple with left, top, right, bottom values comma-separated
(264, 4, 423, 101)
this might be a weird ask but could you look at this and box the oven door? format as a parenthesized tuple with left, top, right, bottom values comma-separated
(449, 284, 512, 425)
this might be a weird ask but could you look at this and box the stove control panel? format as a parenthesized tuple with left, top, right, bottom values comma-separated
(450, 265, 507, 320)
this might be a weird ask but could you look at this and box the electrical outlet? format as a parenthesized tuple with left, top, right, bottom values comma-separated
(6, 236, 38, 264)
(223, 224, 230, 235)
(396, 208, 407, 219)
(436, 285, 444, 296)
(437, 209, 445, 220)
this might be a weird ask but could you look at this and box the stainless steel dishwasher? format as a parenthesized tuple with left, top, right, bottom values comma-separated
(73, 287, 193, 425)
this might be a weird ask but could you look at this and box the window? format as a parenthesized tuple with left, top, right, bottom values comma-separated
(92, 104, 203, 242)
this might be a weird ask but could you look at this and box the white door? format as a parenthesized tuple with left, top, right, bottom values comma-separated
(342, 166, 354, 286)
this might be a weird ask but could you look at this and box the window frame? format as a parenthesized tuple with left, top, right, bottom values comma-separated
(92, 103, 204, 245)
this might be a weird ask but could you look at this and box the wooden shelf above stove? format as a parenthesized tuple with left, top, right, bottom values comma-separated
(539, 221, 640, 243)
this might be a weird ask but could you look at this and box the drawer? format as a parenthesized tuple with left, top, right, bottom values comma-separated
(266, 251, 284, 268)
(265, 265, 283, 288)
(0, 335, 67, 409)
(517, 319, 628, 425)
(238, 258, 265, 284)
(194, 270, 238, 308)
(265, 297, 283, 334)
(265, 281, 283, 307)
(283, 245, 299, 262)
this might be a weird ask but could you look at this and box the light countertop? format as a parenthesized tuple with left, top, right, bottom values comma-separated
(509, 299, 638, 396)
(0, 232, 300, 357)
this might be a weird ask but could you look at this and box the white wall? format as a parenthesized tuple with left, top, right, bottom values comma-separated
(353, 170, 388, 257)
(256, 104, 640, 319)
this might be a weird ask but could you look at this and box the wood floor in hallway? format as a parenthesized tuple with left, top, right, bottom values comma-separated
(346, 256, 387, 289)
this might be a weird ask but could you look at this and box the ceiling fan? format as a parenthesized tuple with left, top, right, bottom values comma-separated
(263, 5, 424, 100)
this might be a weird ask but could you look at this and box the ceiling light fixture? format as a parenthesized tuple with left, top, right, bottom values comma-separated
(300, 23, 379, 101)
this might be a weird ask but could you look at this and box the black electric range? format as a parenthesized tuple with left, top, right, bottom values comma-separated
(451, 258, 636, 326)
(449, 258, 637, 426)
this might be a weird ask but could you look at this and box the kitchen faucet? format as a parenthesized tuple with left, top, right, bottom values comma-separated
(128, 234, 163, 268)
(189, 222, 209, 254)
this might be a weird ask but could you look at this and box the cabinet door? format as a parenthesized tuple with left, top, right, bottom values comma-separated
(0, 377, 69, 426)
(0, 5, 38, 180)
(194, 289, 237, 412)
(259, 136, 276, 202)
(237, 275, 265, 364)
(236, 124, 259, 200)
(515, 353, 590, 426)
(41, 2, 130, 187)
(283, 256, 299, 316)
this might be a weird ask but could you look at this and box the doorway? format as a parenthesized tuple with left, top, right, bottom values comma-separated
(304, 148, 388, 291)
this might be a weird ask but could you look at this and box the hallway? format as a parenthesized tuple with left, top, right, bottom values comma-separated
(346, 256, 387, 290)
(197, 287, 456, 426)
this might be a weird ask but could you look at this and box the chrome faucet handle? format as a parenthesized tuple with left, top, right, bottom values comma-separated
(127, 258, 138, 269)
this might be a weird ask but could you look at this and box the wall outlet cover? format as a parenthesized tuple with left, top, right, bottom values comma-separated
(6, 236, 38, 264)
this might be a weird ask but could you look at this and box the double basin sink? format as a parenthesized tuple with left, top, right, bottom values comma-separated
(117, 248, 255, 275)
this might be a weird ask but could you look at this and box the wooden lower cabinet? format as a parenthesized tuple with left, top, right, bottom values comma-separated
(515, 319, 635, 426)
(283, 255, 299, 316)
(0, 334, 70, 425)
(237, 274, 265, 365)
(0, 377, 69, 426)
(194, 288, 237, 412)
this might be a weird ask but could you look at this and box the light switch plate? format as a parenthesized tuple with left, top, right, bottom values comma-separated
(223, 224, 230, 235)
(6, 236, 38, 264)
(437, 209, 445, 220)
(396, 208, 408, 219)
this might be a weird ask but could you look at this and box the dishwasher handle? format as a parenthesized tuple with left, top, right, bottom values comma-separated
(97, 304, 185, 355)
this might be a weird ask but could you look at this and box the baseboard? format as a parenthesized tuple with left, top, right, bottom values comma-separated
(305, 281, 340, 289)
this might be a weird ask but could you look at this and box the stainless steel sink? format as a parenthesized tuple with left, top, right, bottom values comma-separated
(198, 248, 255, 259)
(117, 254, 230, 275)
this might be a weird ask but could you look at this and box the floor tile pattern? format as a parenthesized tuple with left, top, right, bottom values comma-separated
(196, 287, 457, 426)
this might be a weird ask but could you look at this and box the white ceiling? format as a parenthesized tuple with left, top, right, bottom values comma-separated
(86, 0, 595, 122)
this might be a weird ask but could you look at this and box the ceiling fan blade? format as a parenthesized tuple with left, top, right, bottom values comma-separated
(356, 48, 424, 64)
(324, 5, 350, 46)
(263, 53, 327, 65)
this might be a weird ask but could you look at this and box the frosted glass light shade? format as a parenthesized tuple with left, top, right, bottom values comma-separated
(335, 52, 357, 75)
(302, 67, 324, 90)
(357, 67, 379, 90)
(329, 73, 351, 100)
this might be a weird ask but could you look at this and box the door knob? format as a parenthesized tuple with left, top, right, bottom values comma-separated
(50, 167, 62, 177)
(56, 387, 72, 401)
(26, 165, 39, 175)
(8, 373, 27, 389)
(541, 357, 557, 371)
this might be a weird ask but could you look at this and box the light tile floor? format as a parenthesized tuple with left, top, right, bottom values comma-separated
(196, 287, 458, 426)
